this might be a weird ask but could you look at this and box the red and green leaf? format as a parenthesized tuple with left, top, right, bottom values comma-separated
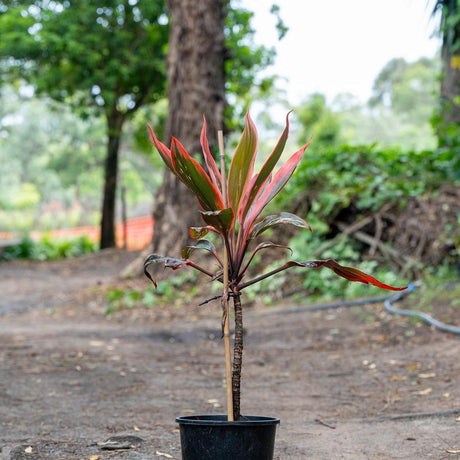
(182, 239, 222, 266)
(144, 254, 193, 288)
(249, 212, 312, 240)
(316, 259, 407, 290)
(170, 138, 225, 211)
(189, 226, 214, 239)
(243, 138, 311, 236)
(238, 258, 407, 291)
(200, 116, 222, 190)
(200, 208, 235, 237)
(227, 111, 258, 214)
(148, 125, 174, 173)
(238, 112, 291, 222)
(144, 254, 216, 288)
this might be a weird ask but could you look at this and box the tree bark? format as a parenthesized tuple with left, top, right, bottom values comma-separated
(152, 0, 227, 258)
(438, 0, 460, 143)
(100, 111, 125, 249)
(440, 42, 460, 129)
(121, 0, 227, 276)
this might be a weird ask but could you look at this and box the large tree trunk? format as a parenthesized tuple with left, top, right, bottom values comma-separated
(121, 0, 227, 276)
(438, 0, 460, 144)
(100, 111, 125, 249)
(440, 40, 460, 131)
(152, 0, 227, 258)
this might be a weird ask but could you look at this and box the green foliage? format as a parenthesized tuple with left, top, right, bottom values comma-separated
(105, 270, 198, 314)
(105, 288, 144, 314)
(280, 144, 457, 220)
(266, 142, 458, 299)
(296, 93, 342, 147)
(1, 235, 97, 261)
(0, 1, 282, 241)
(369, 57, 439, 122)
(0, 1, 169, 117)
(294, 56, 440, 151)
(433, 0, 460, 54)
(0, 85, 162, 232)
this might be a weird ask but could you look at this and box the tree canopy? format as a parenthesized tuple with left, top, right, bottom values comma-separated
(0, 1, 168, 115)
(0, 0, 169, 247)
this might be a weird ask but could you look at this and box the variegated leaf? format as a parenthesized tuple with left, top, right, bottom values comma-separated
(249, 212, 312, 239)
(243, 138, 311, 236)
(189, 226, 213, 239)
(200, 208, 235, 237)
(182, 239, 221, 266)
(227, 111, 258, 214)
(239, 112, 291, 222)
(200, 116, 222, 190)
(170, 138, 225, 211)
(144, 254, 190, 287)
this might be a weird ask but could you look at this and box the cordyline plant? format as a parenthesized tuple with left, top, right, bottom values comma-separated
(144, 111, 406, 421)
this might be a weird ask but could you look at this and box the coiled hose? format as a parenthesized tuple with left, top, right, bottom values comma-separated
(384, 282, 460, 335)
(264, 282, 460, 335)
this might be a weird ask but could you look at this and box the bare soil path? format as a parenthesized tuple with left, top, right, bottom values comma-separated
(0, 250, 459, 459)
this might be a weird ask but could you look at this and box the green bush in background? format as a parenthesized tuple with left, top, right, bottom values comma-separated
(1, 235, 97, 261)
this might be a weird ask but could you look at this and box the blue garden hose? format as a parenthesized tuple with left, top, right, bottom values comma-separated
(384, 282, 460, 335)
(264, 282, 460, 335)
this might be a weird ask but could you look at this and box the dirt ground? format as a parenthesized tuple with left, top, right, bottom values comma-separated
(0, 249, 459, 460)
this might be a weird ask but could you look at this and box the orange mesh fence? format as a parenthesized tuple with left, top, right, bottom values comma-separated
(0, 215, 154, 251)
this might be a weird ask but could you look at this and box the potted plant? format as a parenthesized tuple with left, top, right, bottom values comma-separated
(144, 111, 406, 460)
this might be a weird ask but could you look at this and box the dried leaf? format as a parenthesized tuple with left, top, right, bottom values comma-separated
(156, 451, 173, 458)
(24, 447, 33, 454)
(418, 372, 436, 379)
(414, 388, 432, 396)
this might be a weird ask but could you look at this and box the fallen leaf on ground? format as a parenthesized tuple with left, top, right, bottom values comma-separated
(156, 451, 173, 458)
(414, 388, 432, 396)
(24, 447, 33, 453)
(418, 372, 436, 379)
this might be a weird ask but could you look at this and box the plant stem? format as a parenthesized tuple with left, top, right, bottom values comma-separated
(232, 293, 243, 420)
(218, 130, 234, 422)
(222, 254, 233, 421)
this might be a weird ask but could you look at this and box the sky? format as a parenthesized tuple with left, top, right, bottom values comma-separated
(245, 0, 441, 106)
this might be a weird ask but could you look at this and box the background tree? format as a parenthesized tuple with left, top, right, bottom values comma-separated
(433, 0, 460, 144)
(369, 57, 439, 124)
(146, 0, 279, 266)
(295, 93, 342, 147)
(293, 57, 439, 151)
(0, 0, 168, 248)
(150, 0, 227, 262)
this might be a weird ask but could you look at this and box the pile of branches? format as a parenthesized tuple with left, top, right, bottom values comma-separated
(333, 184, 459, 277)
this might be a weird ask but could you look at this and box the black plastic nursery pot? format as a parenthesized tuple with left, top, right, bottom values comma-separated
(176, 414, 280, 460)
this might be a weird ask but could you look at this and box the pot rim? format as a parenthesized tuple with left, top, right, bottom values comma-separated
(176, 414, 280, 426)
